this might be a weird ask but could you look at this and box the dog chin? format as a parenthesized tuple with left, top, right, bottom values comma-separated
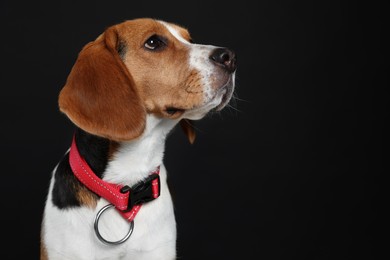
(182, 106, 214, 120)
(214, 75, 235, 111)
(182, 89, 232, 120)
(215, 84, 234, 111)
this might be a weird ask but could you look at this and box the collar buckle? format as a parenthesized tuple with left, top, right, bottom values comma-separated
(120, 173, 161, 212)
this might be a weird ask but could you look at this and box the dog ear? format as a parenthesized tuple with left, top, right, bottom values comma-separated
(59, 27, 146, 141)
(180, 119, 196, 144)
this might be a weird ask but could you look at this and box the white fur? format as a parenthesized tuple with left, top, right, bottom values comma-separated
(42, 115, 179, 260)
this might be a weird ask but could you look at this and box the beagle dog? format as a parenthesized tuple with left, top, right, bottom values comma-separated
(40, 18, 236, 260)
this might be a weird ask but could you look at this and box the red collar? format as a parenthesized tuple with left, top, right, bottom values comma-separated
(68, 135, 160, 222)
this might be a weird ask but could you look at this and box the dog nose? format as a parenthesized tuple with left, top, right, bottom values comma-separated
(209, 48, 237, 73)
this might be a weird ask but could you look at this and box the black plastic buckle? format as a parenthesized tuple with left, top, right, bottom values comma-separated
(120, 173, 160, 212)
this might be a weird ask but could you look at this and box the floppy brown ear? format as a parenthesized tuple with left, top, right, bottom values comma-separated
(180, 119, 196, 144)
(59, 27, 146, 141)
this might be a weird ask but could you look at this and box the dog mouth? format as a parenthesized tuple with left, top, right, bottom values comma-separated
(214, 77, 235, 111)
(163, 74, 235, 119)
(163, 107, 186, 118)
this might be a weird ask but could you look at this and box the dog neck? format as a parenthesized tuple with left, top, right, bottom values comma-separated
(97, 115, 178, 186)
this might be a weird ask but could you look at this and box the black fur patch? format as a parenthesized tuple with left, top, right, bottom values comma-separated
(51, 128, 110, 209)
(117, 40, 127, 60)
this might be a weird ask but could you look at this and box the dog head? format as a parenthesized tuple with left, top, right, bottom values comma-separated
(59, 18, 237, 142)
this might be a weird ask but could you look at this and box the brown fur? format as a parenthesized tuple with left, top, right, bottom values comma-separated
(59, 18, 201, 142)
(59, 27, 146, 141)
(180, 119, 196, 144)
(76, 185, 99, 208)
(40, 225, 48, 260)
(116, 19, 204, 117)
(40, 243, 48, 260)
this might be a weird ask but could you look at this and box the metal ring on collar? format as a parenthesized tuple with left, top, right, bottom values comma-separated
(94, 204, 134, 245)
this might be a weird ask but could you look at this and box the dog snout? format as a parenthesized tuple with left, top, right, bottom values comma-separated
(209, 48, 237, 73)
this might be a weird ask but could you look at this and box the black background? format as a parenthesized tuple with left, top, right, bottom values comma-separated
(0, 1, 384, 259)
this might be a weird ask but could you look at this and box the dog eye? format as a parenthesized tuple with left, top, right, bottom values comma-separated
(144, 35, 166, 50)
